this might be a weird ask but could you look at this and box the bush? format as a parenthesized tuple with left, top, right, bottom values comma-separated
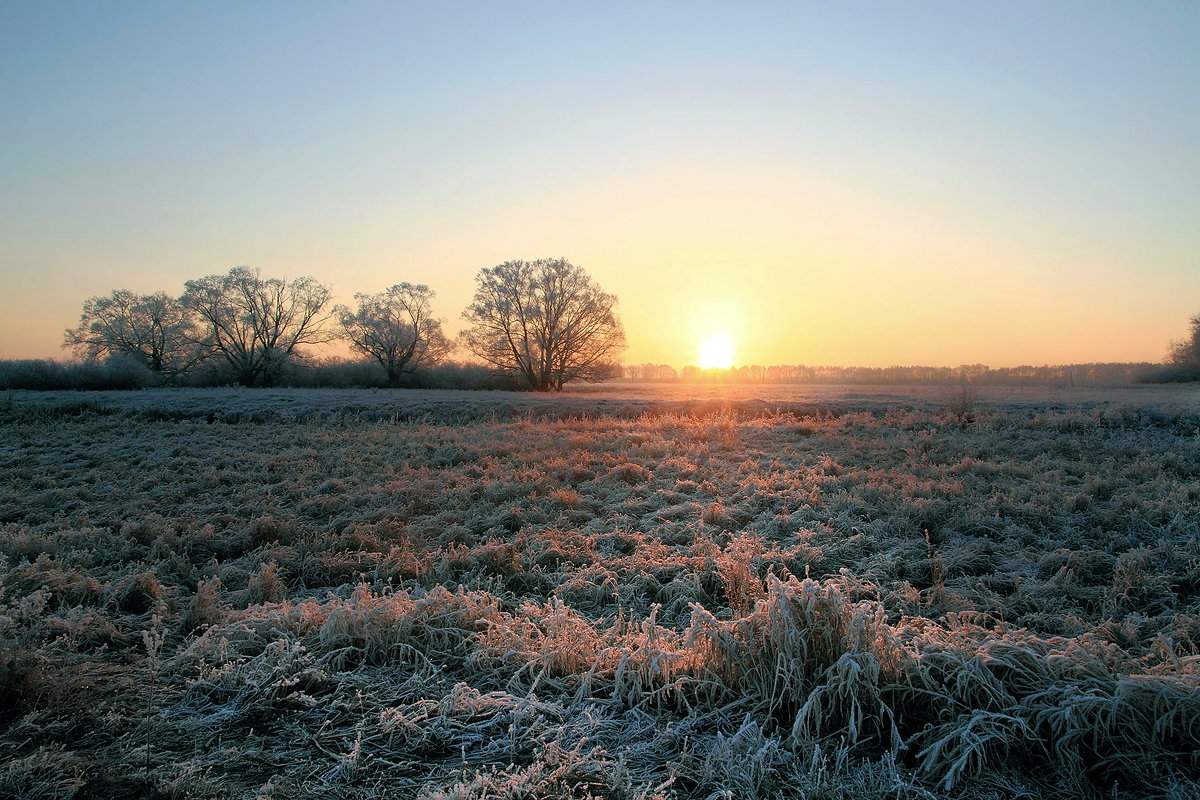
(0, 356, 161, 390)
(234, 359, 527, 390)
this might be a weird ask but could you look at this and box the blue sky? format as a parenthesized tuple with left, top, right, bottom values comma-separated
(2, 1, 1197, 366)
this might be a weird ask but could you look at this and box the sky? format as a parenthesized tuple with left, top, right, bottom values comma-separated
(1, 1, 1197, 368)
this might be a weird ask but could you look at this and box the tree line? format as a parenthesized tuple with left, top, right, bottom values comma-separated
(58, 259, 625, 391)
(622, 361, 1168, 387)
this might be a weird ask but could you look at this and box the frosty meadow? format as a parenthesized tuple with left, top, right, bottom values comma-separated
(1, 384, 1198, 798)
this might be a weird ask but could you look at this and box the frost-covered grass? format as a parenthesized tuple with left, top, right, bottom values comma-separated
(1, 386, 1198, 798)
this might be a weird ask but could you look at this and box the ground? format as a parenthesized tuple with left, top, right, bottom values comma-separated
(1, 384, 1197, 799)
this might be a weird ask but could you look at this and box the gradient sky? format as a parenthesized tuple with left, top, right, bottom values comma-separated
(2, 1, 1197, 368)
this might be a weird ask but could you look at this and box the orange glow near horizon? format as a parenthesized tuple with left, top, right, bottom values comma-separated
(0, 158, 1192, 368)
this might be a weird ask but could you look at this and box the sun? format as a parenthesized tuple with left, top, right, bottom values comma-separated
(698, 334, 734, 369)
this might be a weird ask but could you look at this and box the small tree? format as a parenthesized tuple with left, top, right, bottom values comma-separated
(182, 267, 333, 387)
(938, 375, 978, 426)
(460, 258, 626, 391)
(337, 283, 451, 386)
(64, 290, 202, 381)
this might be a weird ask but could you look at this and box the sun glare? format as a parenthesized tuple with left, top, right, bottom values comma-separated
(699, 334, 734, 370)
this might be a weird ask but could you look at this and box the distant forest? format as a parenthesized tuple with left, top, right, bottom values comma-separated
(0, 356, 1178, 392)
(622, 362, 1166, 387)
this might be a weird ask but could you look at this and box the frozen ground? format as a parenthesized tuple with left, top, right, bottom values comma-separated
(1, 385, 1197, 798)
(3, 381, 1197, 424)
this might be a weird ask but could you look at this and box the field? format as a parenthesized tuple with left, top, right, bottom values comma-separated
(2, 384, 1199, 799)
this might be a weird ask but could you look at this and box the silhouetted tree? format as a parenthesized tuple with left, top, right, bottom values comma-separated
(336, 283, 451, 386)
(460, 258, 626, 391)
(182, 267, 333, 386)
(63, 290, 202, 380)
(1167, 313, 1200, 374)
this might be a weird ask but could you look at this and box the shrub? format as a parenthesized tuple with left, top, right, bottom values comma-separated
(0, 356, 160, 390)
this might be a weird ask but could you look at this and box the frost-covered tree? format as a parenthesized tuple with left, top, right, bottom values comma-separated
(63, 290, 202, 380)
(1166, 313, 1200, 378)
(337, 283, 451, 386)
(460, 258, 626, 391)
(182, 267, 333, 386)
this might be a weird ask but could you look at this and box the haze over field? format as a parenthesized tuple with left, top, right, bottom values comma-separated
(2, 2, 1198, 368)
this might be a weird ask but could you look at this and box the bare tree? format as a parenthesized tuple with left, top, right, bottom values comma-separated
(1167, 313, 1200, 376)
(63, 290, 202, 380)
(938, 380, 978, 425)
(460, 258, 626, 391)
(337, 283, 451, 386)
(182, 267, 333, 387)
